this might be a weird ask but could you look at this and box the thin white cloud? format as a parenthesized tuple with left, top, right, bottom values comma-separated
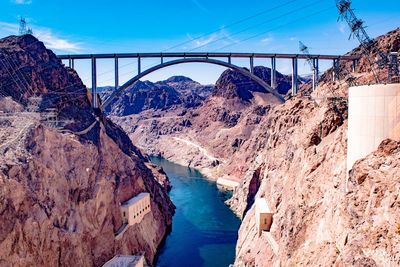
(0, 21, 83, 53)
(338, 22, 346, 34)
(219, 27, 239, 45)
(186, 28, 238, 49)
(0, 22, 19, 34)
(289, 37, 297, 41)
(261, 35, 274, 45)
(187, 33, 217, 47)
(277, 61, 292, 75)
(35, 29, 82, 53)
(13, 0, 32, 4)
(191, 0, 210, 14)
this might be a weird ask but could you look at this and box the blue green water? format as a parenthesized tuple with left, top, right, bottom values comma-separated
(151, 157, 241, 267)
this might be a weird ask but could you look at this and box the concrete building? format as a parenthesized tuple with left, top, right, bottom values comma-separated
(102, 254, 145, 267)
(255, 198, 274, 237)
(347, 84, 400, 175)
(120, 192, 151, 226)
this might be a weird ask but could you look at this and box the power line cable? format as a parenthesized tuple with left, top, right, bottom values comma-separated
(90, 0, 302, 79)
(5, 53, 35, 96)
(162, 0, 300, 52)
(214, 6, 334, 51)
(190, 0, 322, 52)
(97, 3, 327, 86)
(0, 58, 29, 102)
(93, 1, 322, 83)
(0, 57, 29, 96)
(0, 50, 37, 99)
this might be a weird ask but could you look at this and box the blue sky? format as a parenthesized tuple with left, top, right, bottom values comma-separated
(0, 0, 399, 86)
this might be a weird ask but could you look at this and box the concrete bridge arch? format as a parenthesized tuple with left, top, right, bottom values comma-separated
(100, 57, 285, 110)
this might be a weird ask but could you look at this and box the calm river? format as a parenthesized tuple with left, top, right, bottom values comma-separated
(152, 157, 240, 267)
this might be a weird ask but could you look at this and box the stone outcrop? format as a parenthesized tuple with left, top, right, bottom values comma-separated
(0, 35, 174, 267)
(103, 76, 213, 116)
(213, 66, 292, 101)
(231, 97, 399, 266)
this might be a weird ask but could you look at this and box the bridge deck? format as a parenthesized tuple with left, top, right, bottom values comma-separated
(57, 52, 359, 61)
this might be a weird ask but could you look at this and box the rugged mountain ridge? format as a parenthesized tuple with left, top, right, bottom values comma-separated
(103, 76, 213, 116)
(213, 66, 292, 101)
(0, 35, 174, 266)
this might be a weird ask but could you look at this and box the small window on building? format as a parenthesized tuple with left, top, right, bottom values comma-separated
(123, 212, 126, 217)
(264, 218, 268, 224)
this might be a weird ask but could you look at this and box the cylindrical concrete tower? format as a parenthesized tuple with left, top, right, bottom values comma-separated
(347, 84, 400, 174)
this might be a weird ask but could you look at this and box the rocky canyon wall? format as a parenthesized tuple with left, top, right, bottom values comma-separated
(231, 29, 400, 266)
(0, 35, 174, 267)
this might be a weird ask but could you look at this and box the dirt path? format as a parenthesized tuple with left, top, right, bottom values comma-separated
(172, 137, 219, 162)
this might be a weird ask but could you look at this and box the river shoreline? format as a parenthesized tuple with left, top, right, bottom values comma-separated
(149, 153, 239, 190)
(150, 157, 240, 267)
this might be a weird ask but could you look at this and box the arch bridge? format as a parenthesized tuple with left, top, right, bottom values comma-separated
(57, 52, 360, 110)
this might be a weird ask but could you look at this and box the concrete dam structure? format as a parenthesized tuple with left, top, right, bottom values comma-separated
(347, 84, 400, 173)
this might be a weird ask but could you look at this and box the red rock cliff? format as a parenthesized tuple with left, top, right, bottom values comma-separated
(230, 29, 400, 266)
(0, 35, 174, 267)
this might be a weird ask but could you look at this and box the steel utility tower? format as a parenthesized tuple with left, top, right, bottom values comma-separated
(19, 17, 33, 36)
(335, 0, 399, 83)
(299, 41, 319, 91)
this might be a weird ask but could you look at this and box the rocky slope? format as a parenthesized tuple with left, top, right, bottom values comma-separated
(228, 28, 400, 266)
(103, 76, 213, 116)
(212, 66, 292, 101)
(0, 35, 174, 266)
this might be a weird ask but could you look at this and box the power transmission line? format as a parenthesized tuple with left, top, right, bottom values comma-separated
(162, 0, 300, 52)
(189, 0, 322, 52)
(5, 53, 35, 96)
(0, 58, 30, 102)
(91, 0, 302, 79)
(214, 6, 334, 51)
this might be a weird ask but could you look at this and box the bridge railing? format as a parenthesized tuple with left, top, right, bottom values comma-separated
(58, 52, 359, 60)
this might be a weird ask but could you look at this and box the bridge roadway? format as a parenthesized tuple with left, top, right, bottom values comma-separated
(57, 52, 359, 61)
(57, 52, 360, 109)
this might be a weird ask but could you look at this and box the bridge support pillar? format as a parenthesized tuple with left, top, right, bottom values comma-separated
(228, 56, 231, 65)
(312, 58, 319, 91)
(291, 57, 298, 95)
(68, 58, 72, 68)
(332, 59, 340, 82)
(271, 57, 276, 89)
(250, 56, 254, 74)
(352, 59, 357, 72)
(115, 57, 119, 89)
(91, 56, 98, 108)
(71, 59, 74, 69)
(138, 57, 141, 75)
